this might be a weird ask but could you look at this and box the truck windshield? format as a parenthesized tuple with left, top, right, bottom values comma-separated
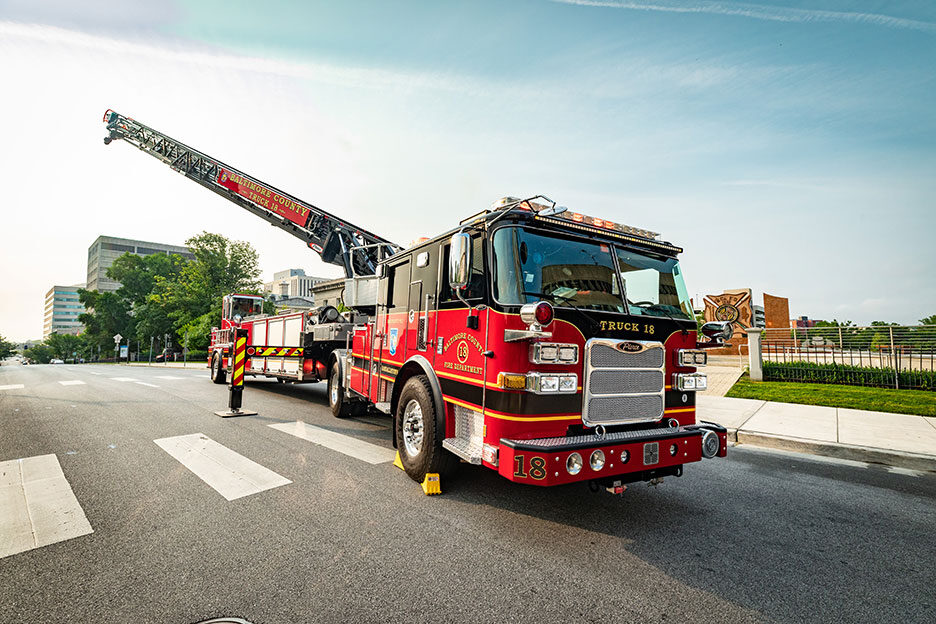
(614, 248, 693, 320)
(492, 227, 625, 312)
(491, 226, 693, 320)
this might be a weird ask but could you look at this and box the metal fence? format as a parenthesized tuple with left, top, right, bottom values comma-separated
(759, 325, 936, 391)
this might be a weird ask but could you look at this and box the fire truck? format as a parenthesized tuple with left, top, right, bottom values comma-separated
(103, 110, 733, 493)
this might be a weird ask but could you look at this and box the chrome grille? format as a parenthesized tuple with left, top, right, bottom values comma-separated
(590, 343, 663, 368)
(586, 395, 664, 422)
(582, 338, 665, 426)
(589, 370, 664, 395)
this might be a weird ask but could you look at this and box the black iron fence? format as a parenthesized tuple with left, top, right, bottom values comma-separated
(760, 326, 936, 391)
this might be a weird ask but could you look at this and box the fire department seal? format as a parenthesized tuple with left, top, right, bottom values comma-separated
(714, 304, 740, 324)
(388, 328, 399, 356)
(456, 341, 470, 364)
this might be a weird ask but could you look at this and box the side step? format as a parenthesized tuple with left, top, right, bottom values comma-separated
(443, 438, 482, 464)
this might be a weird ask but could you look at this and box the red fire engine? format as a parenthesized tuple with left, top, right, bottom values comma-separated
(104, 110, 733, 493)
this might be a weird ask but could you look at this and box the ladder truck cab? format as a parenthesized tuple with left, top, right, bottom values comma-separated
(337, 197, 733, 490)
(103, 109, 733, 493)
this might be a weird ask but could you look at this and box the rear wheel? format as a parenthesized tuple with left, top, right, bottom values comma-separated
(396, 375, 458, 483)
(210, 353, 226, 384)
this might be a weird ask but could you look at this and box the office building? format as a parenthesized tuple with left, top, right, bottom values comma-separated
(263, 269, 331, 303)
(43, 284, 86, 338)
(87, 235, 194, 293)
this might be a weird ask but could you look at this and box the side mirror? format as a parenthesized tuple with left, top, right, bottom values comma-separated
(449, 233, 471, 289)
(700, 321, 733, 342)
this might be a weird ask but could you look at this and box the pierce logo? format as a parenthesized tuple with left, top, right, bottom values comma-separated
(617, 341, 644, 353)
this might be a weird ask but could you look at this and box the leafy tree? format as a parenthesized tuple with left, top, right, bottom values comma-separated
(77, 289, 133, 352)
(814, 319, 854, 328)
(919, 314, 936, 325)
(155, 232, 262, 350)
(45, 333, 84, 361)
(0, 335, 16, 360)
(24, 343, 53, 364)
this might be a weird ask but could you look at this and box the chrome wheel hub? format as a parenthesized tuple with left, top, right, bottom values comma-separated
(330, 378, 338, 405)
(401, 399, 425, 457)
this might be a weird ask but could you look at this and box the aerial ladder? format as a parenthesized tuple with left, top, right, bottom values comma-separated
(102, 110, 400, 277)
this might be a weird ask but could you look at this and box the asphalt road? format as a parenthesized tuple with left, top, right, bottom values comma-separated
(1, 361, 933, 624)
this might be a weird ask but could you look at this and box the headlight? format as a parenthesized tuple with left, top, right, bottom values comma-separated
(673, 373, 706, 391)
(539, 345, 558, 361)
(530, 343, 578, 364)
(539, 375, 559, 392)
(566, 452, 583, 475)
(526, 372, 578, 394)
(589, 450, 605, 471)
(678, 349, 707, 367)
(558, 375, 577, 392)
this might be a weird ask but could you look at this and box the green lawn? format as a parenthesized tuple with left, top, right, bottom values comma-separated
(726, 374, 936, 417)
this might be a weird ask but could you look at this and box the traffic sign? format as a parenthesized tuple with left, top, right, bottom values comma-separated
(113, 334, 123, 344)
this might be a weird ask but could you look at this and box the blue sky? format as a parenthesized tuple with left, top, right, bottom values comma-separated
(1, 1, 934, 339)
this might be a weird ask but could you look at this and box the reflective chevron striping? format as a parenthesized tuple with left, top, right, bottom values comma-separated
(246, 346, 304, 357)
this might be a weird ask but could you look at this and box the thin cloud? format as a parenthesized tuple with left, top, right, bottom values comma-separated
(551, 0, 936, 33)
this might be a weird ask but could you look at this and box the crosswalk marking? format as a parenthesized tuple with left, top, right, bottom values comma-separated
(108, 377, 138, 382)
(135, 382, 159, 388)
(58, 380, 85, 386)
(269, 421, 396, 465)
(0, 384, 25, 391)
(888, 466, 924, 477)
(0, 454, 94, 559)
(154, 433, 291, 501)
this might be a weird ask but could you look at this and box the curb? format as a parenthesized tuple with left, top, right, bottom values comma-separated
(726, 429, 936, 472)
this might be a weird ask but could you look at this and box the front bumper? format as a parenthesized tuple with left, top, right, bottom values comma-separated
(497, 422, 727, 486)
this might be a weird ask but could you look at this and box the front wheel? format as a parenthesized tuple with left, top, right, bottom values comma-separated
(396, 375, 458, 483)
(210, 353, 226, 384)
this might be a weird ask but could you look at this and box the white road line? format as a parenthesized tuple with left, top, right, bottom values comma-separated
(0, 454, 94, 559)
(87, 372, 102, 375)
(135, 382, 159, 388)
(269, 421, 396, 465)
(155, 376, 186, 380)
(58, 380, 86, 386)
(888, 466, 924, 477)
(154, 434, 291, 501)
(0, 384, 25, 391)
(108, 377, 139, 382)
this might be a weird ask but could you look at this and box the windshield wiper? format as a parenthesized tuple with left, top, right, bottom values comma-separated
(523, 291, 603, 332)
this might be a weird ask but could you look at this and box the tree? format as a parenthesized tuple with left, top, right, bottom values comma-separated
(0, 334, 16, 360)
(155, 232, 262, 351)
(920, 314, 936, 326)
(45, 333, 84, 361)
(77, 289, 133, 353)
(24, 343, 53, 364)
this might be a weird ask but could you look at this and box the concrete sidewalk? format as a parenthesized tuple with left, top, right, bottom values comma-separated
(698, 395, 936, 472)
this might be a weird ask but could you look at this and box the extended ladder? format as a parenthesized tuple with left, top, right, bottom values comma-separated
(103, 110, 399, 277)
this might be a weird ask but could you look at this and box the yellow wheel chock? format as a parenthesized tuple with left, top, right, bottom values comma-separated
(421, 473, 441, 495)
(393, 452, 441, 495)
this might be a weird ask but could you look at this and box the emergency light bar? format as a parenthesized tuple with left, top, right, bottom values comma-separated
(561, 212, 659, 240)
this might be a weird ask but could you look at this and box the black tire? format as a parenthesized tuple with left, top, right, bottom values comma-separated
(328, 364, 360, 418)
(210, 352, 226, 384)
(395, 375, 458, 483)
